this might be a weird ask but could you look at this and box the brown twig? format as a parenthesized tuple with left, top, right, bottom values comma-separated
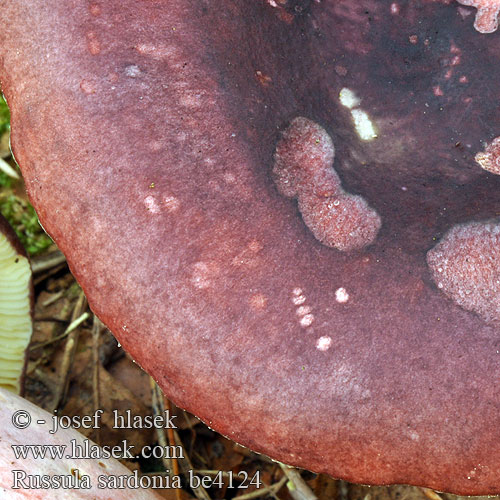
(421, 488, 444, 500)
(150, 377, 174, 473)
(0, 156, 19, 178)
(41, 290, 65, 306)
(33, 263, 68, 286)
(51, 290, 88, 411)
(32, 315, 68, 323)
(165, 398, 181, 478)
(173, 429, 212, 500)
(338, 479, 349, 500)
(92, 315, 102, 444)
(30, 311, 89, 351)
(234, 475, 287, 500)
(150, 378, 185, 500)
(31, 250, 66, 274)
(279, 463, 318, 500)
(150, 379, 211, 500)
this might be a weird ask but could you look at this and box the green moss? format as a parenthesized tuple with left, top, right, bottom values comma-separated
(0, 171, 14, 188)
(0, 96, 52, 255)
(0, 95, 13, 188)
(0, 194, 53, 256)
(0, 95, 9, 137)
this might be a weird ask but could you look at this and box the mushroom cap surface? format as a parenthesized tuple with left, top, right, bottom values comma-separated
(1, 0, 500, 494)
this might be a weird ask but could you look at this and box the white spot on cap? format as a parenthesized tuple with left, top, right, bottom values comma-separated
(292, 287, 307, 305)
(163, 196, 180, 213)
(339, 88, 361, 109)
(190, 261, 219, 289)
(125, 65, 141, 78)
(249, 293, 268, 310)
(292, 295, 306, 305)
(300, 314, 314, 327)
(144, 195, 160, 213)
(408, 430, 420, 441)
(223, 173, 236, 184)
(335, 287, 349, 303)
(86, 31, 101, 55)
(248, 239, 263, 253)
(134, 43, 177, 60)
(338, 90, 378, 142)
(296, 305, 312, 316)
(80, 79, 96, 95)
(316, 336, 332, 351)
(291, 286, 314, 327)
(351, 109, 378, 141)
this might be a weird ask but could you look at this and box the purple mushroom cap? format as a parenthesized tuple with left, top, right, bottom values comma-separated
(1, 0, 500, 494)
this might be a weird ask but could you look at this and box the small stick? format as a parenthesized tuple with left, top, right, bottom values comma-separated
(0, 156, 19, 178)
(150, 377, 173, 474)
(91, 315, 102, 444)
(31, 250, 66, 274)
(150, 379, 199, 500)
(33, 263, 68, 286)
(51, 290, 88, 411)
(30, 311, 90, 351)
(235, 475, 287, 500)
(165, 398, 181, 478)
(152, 381, 212, 500)
(63, 311, 90, 334)
(33, 315, 68, 323)
(421, 488, 444, 500)
(338, 479, 349, 500)
(41, 290, 65, 307)
(279, 463, 318, 500)
(30, 312, 85, 351)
